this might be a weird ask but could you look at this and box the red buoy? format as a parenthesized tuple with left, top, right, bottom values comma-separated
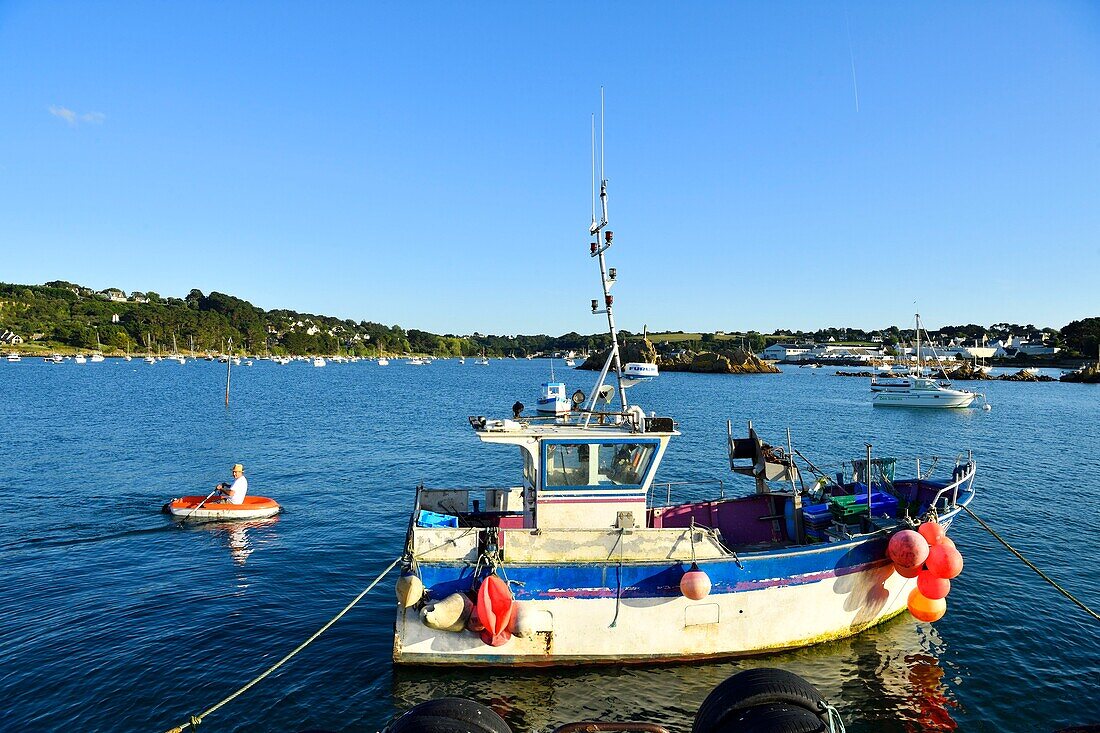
(926, 544, 964, 579)
(918, 521, 947, 546)
(680, 562, 712, 600)
(476, 574, 516, 647)
(917, 569, 951, 599)
(888, 530, 930, 569)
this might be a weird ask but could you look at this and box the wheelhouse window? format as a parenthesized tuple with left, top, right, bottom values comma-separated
(542, 441, 657, 488)
(544, 443, 589, 486)
(522, 447, 536, 486)
(597, 443, 655, 486)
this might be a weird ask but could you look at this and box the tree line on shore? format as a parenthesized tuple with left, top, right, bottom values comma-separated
(1, 280, 1097, 359)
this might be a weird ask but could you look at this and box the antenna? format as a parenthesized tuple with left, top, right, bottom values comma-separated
(591, 115, 597, 231)
(600, 87, 606, 188)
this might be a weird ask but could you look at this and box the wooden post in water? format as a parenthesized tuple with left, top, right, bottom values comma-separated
(225, 337, 233, 406)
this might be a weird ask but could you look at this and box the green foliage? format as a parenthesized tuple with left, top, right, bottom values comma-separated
(1061, 317, 1100, 356)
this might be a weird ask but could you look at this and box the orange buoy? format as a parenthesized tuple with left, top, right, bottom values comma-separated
(926, 544, 964, 579)
(918, 521, 947, 546)
(680, 562, 712, 600)
(938, 537, 957, 551)
(476, 574, 516, 647)
(917, 569, 951, 600)
(888, 530, 930, 569)
(908, 587, 947, 622)
(894, 562, 922, 579)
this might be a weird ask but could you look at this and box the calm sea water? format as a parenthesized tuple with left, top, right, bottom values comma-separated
(1, 358, 1097, 732)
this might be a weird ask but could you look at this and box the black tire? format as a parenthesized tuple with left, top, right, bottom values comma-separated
(693, 669, 826, 733)
(715, 703, 826, 733)
(387, 698, 511, 733)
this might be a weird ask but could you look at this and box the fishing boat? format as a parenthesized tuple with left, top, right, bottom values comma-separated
(73, 354, 87, 364)
(871, 316, 980, 409)
(6, 353, 21, 362)
(406, 357, 427, 366)
(564, 358, 576, 367)
(164, 495, 281, 521)
(475, 356, 490, 366)
(536, 382, 569, 414)
(392, 123, 978, 666)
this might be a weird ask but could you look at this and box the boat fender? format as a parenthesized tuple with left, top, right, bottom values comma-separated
(420, 592, 472, 632)
(466, 604, 485, 633)
(680, 562, 712, 601)
(692, 668, 828, 733)
(476, 574, 516, 647)
(385, 697, 512, 733)
(395, 572, 425, 608)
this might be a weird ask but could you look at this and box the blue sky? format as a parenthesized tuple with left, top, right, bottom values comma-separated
(2, 2, 1098, 335)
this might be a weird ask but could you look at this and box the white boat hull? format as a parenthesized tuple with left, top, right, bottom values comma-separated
(873, 391, 976, 408)
(394, 555, 911, 665)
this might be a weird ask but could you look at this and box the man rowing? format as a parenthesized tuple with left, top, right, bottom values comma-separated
(214, 463, 248, 504)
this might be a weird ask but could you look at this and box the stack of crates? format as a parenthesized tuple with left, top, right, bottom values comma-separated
(801, 501, 834, 540)
(829, 485, 899, 524)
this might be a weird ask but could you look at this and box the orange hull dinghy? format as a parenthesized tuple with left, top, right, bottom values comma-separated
(165, 495, 281, 521)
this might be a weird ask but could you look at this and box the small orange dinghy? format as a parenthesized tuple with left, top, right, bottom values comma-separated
(164, 495, 281, 521)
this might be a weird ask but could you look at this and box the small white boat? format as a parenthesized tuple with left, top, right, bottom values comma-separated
(475, 357, 490, 366)
(536, 381, 570, 414)
(378, 357, 390, 366)
(564, 358, 577, 367)
(7, 353, 22, 362)
(90, 353, 105, 363)
(144, 356, 156, 365)
(73, 354, 87, 364)
(313, 357, 327, 367)
(46, 355, 64, 364)
(164, 495, 281, 521)
(406, 357, 427, 366)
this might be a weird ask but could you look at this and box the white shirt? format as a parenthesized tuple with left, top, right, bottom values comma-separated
(227, 475, 248, 504)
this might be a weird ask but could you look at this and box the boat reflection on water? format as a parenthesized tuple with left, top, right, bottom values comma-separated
(390, 616, 959, 733)
(185, 516, 281, 567)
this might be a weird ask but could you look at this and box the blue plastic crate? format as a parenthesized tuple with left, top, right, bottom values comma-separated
(416, 509, 459, 528)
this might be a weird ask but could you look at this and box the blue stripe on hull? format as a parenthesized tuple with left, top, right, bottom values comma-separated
(418, 533, 892, 601)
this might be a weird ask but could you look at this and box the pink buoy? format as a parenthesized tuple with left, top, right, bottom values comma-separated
(680, 562, 712, 600)
(888, 530, 930, 569)
(926, 544, 964, 579)
(917, 569, 951, 599)
(894, 562, 921, 579)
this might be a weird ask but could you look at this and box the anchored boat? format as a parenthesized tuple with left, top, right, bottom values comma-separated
(871, 315, 981, 408)
(164, 495, 281, 521)
(392, 123, 978, 666)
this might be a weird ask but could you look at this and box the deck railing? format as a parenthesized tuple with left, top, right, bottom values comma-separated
(648, 479, 726, 508)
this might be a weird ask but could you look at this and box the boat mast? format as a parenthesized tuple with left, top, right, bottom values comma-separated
(915, 313, 921, 375)
(585, 89, 628, 420)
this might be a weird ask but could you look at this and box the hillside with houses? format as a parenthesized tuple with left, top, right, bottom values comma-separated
(1, 280, 1097, 362)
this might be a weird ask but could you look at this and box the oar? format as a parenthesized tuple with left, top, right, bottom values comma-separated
(177, 487, 221, 524)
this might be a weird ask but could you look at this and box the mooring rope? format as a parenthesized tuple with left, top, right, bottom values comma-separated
(962, 505, 1099, 623)
(162, 556, 402, 732)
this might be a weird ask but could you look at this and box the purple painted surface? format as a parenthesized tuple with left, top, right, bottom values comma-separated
(650, 495, 780, 544)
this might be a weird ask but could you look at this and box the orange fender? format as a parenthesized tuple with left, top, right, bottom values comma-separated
(476, 574, 515, 647)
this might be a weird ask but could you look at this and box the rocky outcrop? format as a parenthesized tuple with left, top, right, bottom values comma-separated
(578, 339, 659, 371)
(945, 362, 993, 380)
(578, 341, 780, 375)
(1000, 369, 1055, 382)
(1060, 364, 1100, 384)
(666, 349, 781, 375)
